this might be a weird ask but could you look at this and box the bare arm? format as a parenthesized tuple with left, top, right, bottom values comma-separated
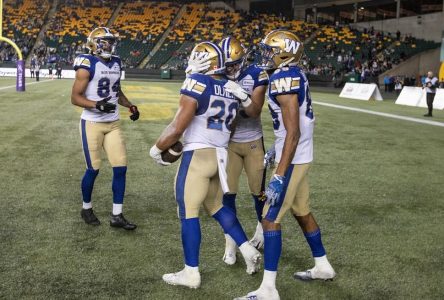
(275, 93, 300, 177)
(118, 89, 134, 108)
(242, 85, 267, 118)
(71, 69, 96, 108)
(155, 94, 197, 151)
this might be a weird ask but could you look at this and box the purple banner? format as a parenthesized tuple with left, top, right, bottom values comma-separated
(16, 60, 25, 92)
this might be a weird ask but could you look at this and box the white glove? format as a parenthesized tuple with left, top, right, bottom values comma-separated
(185, 55, 211, 76)
(264, 143, 276, 168)
(224, 80, 252, 107)
(149, 145, 171, 166)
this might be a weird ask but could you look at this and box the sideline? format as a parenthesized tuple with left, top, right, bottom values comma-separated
(314, 101, 444, 128)
(0, 79, 53, 91)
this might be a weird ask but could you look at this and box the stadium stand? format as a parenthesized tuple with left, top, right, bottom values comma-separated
(0, 0, 50, 62)
(0, 0, 440, 83)
(112, 1, 180, 68)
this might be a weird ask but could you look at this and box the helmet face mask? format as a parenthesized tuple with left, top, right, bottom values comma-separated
(220, 37, 247, 80)
(225, 60, 243, 80)
(86, 27, 117, 59)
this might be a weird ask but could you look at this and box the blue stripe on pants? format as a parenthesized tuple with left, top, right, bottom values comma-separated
(265, 164, 294, 222)
(81, 119, 92, 170)
(175, 151, 194, 219)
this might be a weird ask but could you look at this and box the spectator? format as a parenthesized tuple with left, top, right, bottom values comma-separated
(423, 71, 439, 117)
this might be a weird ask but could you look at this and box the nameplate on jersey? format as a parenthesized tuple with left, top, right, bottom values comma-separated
(182, 78, 207, 95)
(271, 77, 300, 93)
(242, 79, 254, 86)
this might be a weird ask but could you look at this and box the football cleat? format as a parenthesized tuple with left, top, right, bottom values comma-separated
(234, 287, 280, 300)
(249, 222, 264, 249)
(240, 243, 262, 275)
(109, 213, 137, 230)
(162, 268, 201, 289)
(81, 208, 100, 226)
(293, 265, 336, 281)
(223, 234, 237, 265)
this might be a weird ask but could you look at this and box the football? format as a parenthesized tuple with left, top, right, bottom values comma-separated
(161, 141, 183, 163)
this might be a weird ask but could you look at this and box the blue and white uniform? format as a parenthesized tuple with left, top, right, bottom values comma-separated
(231, 65, 268, 143)
(180, 73, 239, 152)
(268, 66, 314, 165)
(73, 54, 122, 122)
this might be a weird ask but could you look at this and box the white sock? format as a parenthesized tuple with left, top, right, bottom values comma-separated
(225, 234, 237, 248)
(184, 264, 199, 273)
(260, 270, 277, 289)
(314, 255, 329, 268)
(83, 202, 92, 209)
(112, 204, 122, 215)
(256, 221, 263, 233)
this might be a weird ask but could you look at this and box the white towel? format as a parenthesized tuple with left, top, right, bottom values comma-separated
(215, 147, 230, 194)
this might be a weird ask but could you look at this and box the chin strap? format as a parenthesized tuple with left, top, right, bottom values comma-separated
(277, 57, 295, 69)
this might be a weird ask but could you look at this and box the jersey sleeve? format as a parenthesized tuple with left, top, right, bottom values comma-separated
(180, 73, 211, 107)
(254, 68, 269, 89)
(73, 55, 92, 71)
(269, 68, 304, 98)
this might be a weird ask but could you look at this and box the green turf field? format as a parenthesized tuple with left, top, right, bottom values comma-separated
(0, 77, 443, 299)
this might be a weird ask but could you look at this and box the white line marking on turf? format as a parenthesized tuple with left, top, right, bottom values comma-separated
(0, 79, 52, 91)
(314, 101, 444, 128)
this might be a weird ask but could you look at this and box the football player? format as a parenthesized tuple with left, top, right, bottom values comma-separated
(149, 41, 261, 289)
(235, 30, 336, 300)
(71, 27, 139, 230)
(217, 37, 269, 265)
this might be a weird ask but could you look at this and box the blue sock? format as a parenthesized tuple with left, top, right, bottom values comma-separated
(222, 193, 237, 214)
(112, 166, 127, 204)
(264, 230, 282, 271)
(213, 206, 248, 246)
(181, 218, 201, 267)
(252, 194, 265, 222)
(304, 229, 326, 257)
(81, 169, 99, 202)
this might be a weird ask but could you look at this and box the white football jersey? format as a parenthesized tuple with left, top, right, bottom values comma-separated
(73, 54, 122, 122)
(231, 65, 268, 143)
(268, 66, 314, 165)
(180, 73, 239, 151)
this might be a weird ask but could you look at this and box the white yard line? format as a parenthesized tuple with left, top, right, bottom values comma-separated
(314, 101, 444, 128)
(0, 79, 52, 91)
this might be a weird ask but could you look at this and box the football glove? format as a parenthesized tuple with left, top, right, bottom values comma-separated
(185, 55, 211, 76)
(129, 105, 139, 121)
(264, 143, 276, 168)
(95, 96, 116, 113)
(149, 145, 171, 166)
(224, 80, 252, 107)
(265, 174, 285, 206)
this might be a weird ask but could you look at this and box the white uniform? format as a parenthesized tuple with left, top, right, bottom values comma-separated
(231, 65, 268, 143)
(180, 73, 239, 152)
(73, 54, 122, 122)
(267, 66, 314, 165)
(425, 77, 438, 93)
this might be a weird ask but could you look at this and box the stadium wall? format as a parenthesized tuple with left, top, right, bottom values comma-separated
(353, 12, 444, 42)
(378, 48, 441, 85)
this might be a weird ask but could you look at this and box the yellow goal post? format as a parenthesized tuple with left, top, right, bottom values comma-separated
(0, 0, 25, 91)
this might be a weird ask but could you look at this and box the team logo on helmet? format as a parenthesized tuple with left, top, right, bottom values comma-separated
(189, 42, 225, 75)
(259, 30, 304, 70)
